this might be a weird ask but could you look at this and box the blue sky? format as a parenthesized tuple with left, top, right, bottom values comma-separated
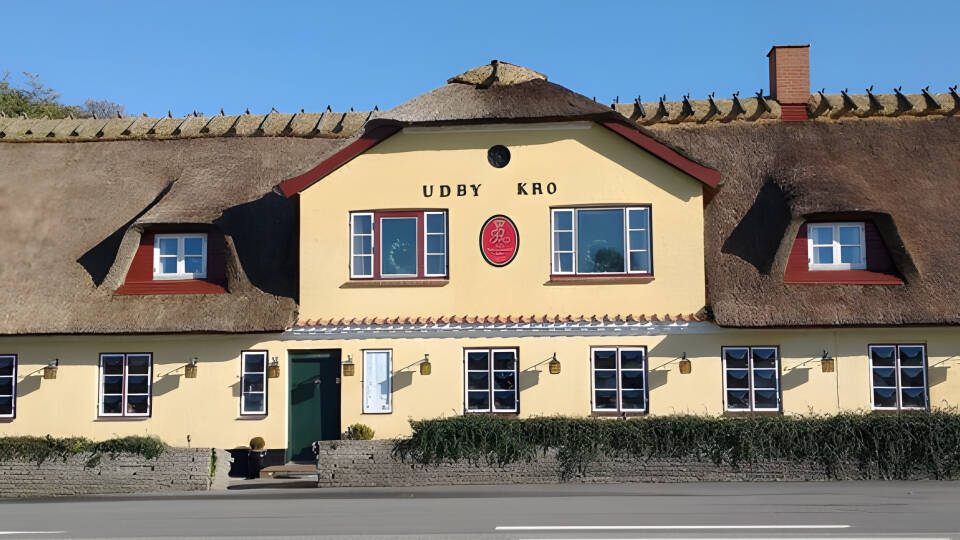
(4, 0, 958, 117)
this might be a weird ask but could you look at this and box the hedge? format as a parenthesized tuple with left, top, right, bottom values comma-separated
(0, 435, 166, 468)
(394, 413, 960, 480)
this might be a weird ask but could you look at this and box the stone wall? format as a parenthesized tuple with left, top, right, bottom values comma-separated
(316, 440, 872, 487)
(0, 448, 212, 498)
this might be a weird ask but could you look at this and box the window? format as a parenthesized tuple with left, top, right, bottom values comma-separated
(722, 347, 780, 412)
(807, 223, 865, 270)
(350, 211, 447, 279)
(870, 345, 928, 411)
(551, 207, 650, 275)
(153, 233, 207, 279)
(363, 350, 392, 414)
(0, 355, 16, 418)
(99, 353, 151, 417)
(240, 351, 267, 415)
(464, 348, 518, 413)
(591, 347, 647, 413)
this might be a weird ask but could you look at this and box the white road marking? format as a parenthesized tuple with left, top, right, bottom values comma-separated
(498, 524, 852, 531)
(0, 533, 64, 536)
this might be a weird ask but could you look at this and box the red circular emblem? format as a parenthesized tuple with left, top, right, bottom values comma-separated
(480, 215, 519, 267)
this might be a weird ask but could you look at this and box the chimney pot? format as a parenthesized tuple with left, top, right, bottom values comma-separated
(767, 44, 810, 122)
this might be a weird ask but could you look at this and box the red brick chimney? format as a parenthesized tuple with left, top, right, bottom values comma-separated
(767, 44, 810, 122)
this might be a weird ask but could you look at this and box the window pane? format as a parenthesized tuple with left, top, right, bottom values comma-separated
(158, 238, 178, 255)
(0, 378, 13, 396)
(629, 230, 649, 251)
(621, 390, 645, 410)
(493, 351, 516, 370)
(726, 369, 749, 389)
(753, 369, 777, 389)
(628, 208, 649, 230)
(0, 396, 11, 415)
(629, 251, 650, 273)
(102, 355, 124, 374)
(727, 390, 750, 409)
(577, 209, 625, 273)
(363, 350, 392, 413)
(184, 256, 203, 274)
(466, 351, 489, 371)
(243, 393, 265, 414)
(467, 372, 489, 390)
(872, 368, 896, 387)
(160, 257, 178, 274)
(493, 391, 516, 410)
(553, 210, 572, 230)
(838, 226, 860, 245)
(103, 376, 123, 394)
(467, 391, 489, 410)
(594, 390, 617, 409)
(901, 387, 926, 408)
(724, 348, 748, 368)
(900, 367, 925, 387)
(620, 350, 644, 370)
(381, 218, 418, 275)
(102, 395, 122, 414)
(127, 376, 149, 394)
(813, 227, 833, 245)
(555, 253, 574, 273)
(754, 389, 778, 409)
(128, 355, 150, 374)
(127, 395, 149, 414)
(352, 214, 372, 234)
(594, 370, 617, 389)
(184, 237, 204, 256)
(815, 247, 833, 264)
(426, 234, 445, 254)
(0, 357, 13, 376)
(493, 371, 516, 390)
(353, 256, 372, 277)
(840, 246, 861, 264)
(899, 346, 925, 366)
(426, 255, 445, 276)
(426, 213, 444, 234)
(554, 231, 572, 252)
(244, 354, 265, 373)
(873, 387, 897, 408)
(353, 236, 372, 255)
(620, 370, 644, 389)
(871, 347, 896, 366)
(593, 350, 616, 370)
(243, 374, 265, 393)
(752, 348, 777, 368)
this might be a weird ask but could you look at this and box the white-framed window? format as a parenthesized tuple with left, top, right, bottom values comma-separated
(153, 233, 207, 279)
(0, 354, 16, 419)
(722, 347, 780, 412)
(551, 207, 651, 275)
(807, 222, 866, 271)
(240, 351, 267, 415)
(349, 211, 448, 279)
(464, 348, 518, 413)
(591, 347, 647, 413)
(870, 344, 928, 411)
(363, 349, 393, 414)
(99, 353, 152, 417)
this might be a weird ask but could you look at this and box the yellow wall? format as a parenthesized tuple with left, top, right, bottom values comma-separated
(298, 123, 706, 320)
(3, 326, 958, 446)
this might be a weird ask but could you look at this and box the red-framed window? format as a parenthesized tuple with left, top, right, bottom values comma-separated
(350, 211, 448, 279)
(99, 353, 152, 417)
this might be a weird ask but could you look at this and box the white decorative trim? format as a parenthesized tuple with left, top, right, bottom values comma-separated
(282, 320, 721, 341)
(402, 121, 594, 134)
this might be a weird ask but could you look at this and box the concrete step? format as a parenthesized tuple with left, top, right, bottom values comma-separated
(259, 463, 317, 479)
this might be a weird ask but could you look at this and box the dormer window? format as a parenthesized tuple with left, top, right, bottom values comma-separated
(153, 233, 207, 280)
(807, 223, 865, 271)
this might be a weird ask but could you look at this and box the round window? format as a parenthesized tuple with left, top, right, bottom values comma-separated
(487, 145, 510, 168)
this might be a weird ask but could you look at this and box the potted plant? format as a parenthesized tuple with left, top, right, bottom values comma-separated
(247, 436, 266, 479)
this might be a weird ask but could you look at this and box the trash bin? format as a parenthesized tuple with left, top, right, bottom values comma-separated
(247, 449, 266, 479)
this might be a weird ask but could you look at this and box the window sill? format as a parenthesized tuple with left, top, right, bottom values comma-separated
(547, 275, 654, 285)
(722, 410, 783, 418)
(115, 280, 227, 295)
(464, 411, 519, 417)
(591, 411, 648, 418)
(784, 269, 904, 285)
(340, 279, 449, 288)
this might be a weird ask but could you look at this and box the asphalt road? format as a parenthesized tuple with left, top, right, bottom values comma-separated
(0, 481, 958, 539)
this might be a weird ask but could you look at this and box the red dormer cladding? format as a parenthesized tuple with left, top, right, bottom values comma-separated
(784, 222, 903, 284)
(115, 229, 227, 295)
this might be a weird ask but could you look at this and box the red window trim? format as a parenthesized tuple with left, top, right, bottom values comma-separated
(784, 222, 903, 285)
(351, 210, 448, 280)
(116, 230, 227, 295)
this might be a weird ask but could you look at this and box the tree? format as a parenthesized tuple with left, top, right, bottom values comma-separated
(83, 99, 124, 119)
(0, 72, 127, 119)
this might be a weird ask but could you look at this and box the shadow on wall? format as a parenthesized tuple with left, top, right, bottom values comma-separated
(721, 178, 792, 275)
(214, 192, 297, 300)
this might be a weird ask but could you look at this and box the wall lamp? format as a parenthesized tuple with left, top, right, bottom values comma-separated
(548, 353, 561, 375)
(342, 355, 355, 377)
(267, 356, 280, 379)
(678, 352, 692, 375)
(43, 358, 59, 380)
(821, 350, 835, 373)
(184, 357, 198, 379)
(419, 354, 432, 376)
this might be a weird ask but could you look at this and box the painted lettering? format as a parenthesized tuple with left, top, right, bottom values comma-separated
(517, 182, 528, 195)
(422, 185, 434, 197)
(457, 184, 467, 196)
(532, 182, 543, 195)
(440, 185, 451, 197)
(546, 182, 557, 194)
(470, 184, 481, 196)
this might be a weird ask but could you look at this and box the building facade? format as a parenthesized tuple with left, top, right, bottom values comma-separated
(2, 46, 959, 462)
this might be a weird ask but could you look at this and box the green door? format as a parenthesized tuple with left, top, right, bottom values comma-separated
(287, 350, 341, 462)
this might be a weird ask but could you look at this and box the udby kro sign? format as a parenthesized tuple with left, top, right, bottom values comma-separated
(480, 215, 519, 267)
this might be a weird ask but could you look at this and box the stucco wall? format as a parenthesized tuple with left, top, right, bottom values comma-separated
(298, 124, 707, 320)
